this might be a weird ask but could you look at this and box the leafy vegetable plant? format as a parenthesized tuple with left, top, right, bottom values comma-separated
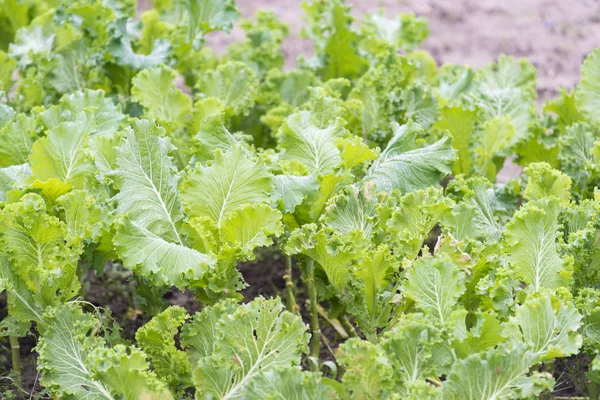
(2, 0, 600, 399)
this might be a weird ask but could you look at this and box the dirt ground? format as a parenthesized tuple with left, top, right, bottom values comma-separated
(211, 0, 600, 99)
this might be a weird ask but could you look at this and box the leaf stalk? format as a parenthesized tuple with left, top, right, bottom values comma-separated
(305, 258, 321, 361)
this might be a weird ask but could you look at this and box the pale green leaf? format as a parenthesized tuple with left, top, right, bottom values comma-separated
(0, 163, 30, 202)
(0, 113, 36, 167)
(193, 297, 309, 399)
(247, 367, 334, 400)
(576, 48, 600, 124)
(277, 109, 348, 175)
(386, 187, 452, 258)
(522, 162, 572, 205)
(29, 112, 95, 188)
(434, 105, 478, 175)
(57, 189, 107, 244)
(443, 344, 552, 400)
(503, 198, 570, 291)
(271, 175, 319, 213)
(383, 314, 451, 384)
(195, 61, 258, 116)
(114, 218, 215, 288)
(509, 296, 582, 360)
(136, 306, 192, 389)
(452, 313, 505, 358)
(41, 89, 125, 136)
(112, 119, 183, 242)
(403, 256, 465, 324)
(132, 65, 192, 129)
(186, 0, 239, 40)
(367, 121, 455, 193)
(180, 146, 272, 227)
(285, 225, 356, 292)
(37, 306, 115, 400)
(337, 338, 393, 399)
(323, 184, 377, 240)
(220, 203, 283, 260)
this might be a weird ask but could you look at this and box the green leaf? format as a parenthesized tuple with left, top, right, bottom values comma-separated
(0, 163, 30, 203)
(277, 109, 348, 175)
(111, 119, 215, 288)
(192, 113, 236, 162)
(576, 48, 600, 124)
(180, 146, 273, 227)
(247, 367, 335, 400)
(195, 61, 258, 116)
(337, 338, 394, 399)
(181, 299, 238, 364)
(136, 306, 192, 390)
(367, 121, 455, 193)
(219, 203, 283, 260)
(508, 296, 582, 360)
(0, 193, 80, 314)
(132, 65, 192, 130)
(42, 89, 125, 136)
(37, 306, 116, 400)
(112, 119, 183, 241)
(544, 89, 583, 132)
(503, 198, 570, 292)
(335, 136, 378, 169)
(351, 245, 396, 337)
(0, 112, 36, 167)
(57, 190, 107, 244)
(452, 313, 505, 358)
(474, 116, 516, 181)
(90, 345, 173, 400)
(386, 187, 453, 258)
(401, 85, 439, 129)
(108, 20, 171, 70)
(306, 0, 368, 80)
(185, 0, 239, 39)
(403, 255, 465, 324)
(271, 175, 319, 213)
(114, 217, 215, 288)
(323, 184, 377, 240)
(558, 122, 599, 197)
(29, 112, 95, 188)
(192, 297, 309, 399)
(434, 105, 478, 175)
(0, 50, 15, 92)
(8, 25, 53, 68)
(470, 56, 536, 144)
(38, 305, 171, 400)
(443, 344, 552, 400)
(522, 162, 572, 205)
(443, 176, 503, 242)
(383, 314, 451, 385)
(285, 225, 357, 293)
(360, 13, 429, 52)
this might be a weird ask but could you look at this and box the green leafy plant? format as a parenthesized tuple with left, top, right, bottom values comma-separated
(2, 0, 600, 398)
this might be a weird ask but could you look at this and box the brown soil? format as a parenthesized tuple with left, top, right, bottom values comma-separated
(210, 0, 600, 101)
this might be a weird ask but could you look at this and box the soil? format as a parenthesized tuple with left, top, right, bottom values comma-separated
(209, 0, 600, 102)
(3, 0, 600, 398)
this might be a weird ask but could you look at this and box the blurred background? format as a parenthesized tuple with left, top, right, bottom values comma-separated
(206, 0, 600, 100)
